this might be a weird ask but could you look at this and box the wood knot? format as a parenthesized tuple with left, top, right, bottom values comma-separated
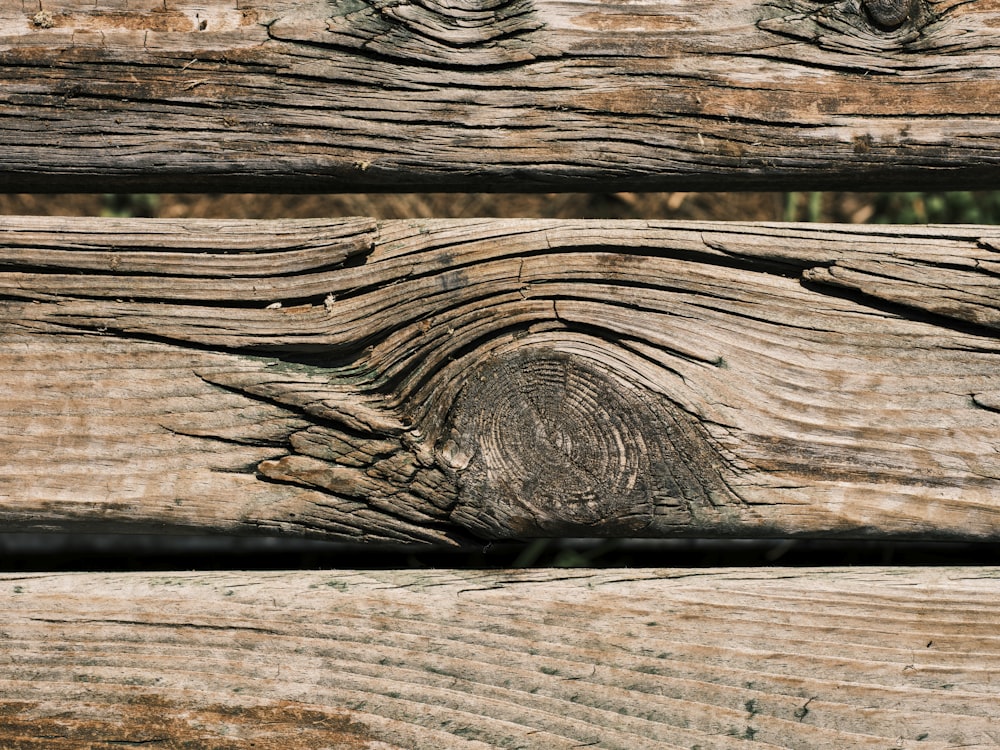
(438, 347, 726, 538)
(861, 0, 915, 31)
(758, 0, 935, 57)
(298, 0, 553, 68)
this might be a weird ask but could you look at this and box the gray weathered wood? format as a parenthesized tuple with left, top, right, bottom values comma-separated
(1, 0, 999, 191)
(2, 568, 1000, 748)
(2, 216, 999, 543)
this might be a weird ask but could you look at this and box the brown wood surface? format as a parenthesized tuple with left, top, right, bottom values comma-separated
(2, 567, 999, 748)
(1, 0, 999, 191)
(2, 216, 999, 543)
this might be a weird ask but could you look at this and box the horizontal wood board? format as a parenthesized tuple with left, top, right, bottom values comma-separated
(2, 568, 1000, 749)
(2, 216, 1000, 543)
(1, 0, 1000, 191)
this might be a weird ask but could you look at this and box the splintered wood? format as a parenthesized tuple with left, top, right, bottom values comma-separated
(2, 568, 999, 749)
(1, 217, 998, 543)
(0, 0, 999, 191)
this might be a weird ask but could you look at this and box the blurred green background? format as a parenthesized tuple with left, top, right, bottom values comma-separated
(5, 190, 1000, 224)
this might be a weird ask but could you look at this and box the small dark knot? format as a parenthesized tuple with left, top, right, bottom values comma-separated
(861, 0, 914, 31)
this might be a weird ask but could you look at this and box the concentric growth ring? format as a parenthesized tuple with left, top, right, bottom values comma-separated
(442, 347, 660, 537)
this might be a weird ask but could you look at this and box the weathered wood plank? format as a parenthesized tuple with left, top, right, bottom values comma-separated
(2, 568, 999, 748)
(2, 216, 999, 542)
(1, 0, 999, 191)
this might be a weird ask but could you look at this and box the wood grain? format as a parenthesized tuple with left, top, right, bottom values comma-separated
(2, 568, 999, 748)
(1, 0, 999, 191)
(2, 216, 999, 542)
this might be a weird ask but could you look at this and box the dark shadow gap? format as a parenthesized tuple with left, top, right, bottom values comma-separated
(1, 534, 997, 572)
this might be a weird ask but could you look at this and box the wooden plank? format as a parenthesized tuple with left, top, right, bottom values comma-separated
(2, 216, 999, 542)
(2, 568, 999, 748)
(1, 0, 999, 191)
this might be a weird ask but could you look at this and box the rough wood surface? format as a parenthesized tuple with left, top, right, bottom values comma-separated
(1, 0, 999, 191)
(2, 216, 999, 543)
(2, 568, 1000, 748)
